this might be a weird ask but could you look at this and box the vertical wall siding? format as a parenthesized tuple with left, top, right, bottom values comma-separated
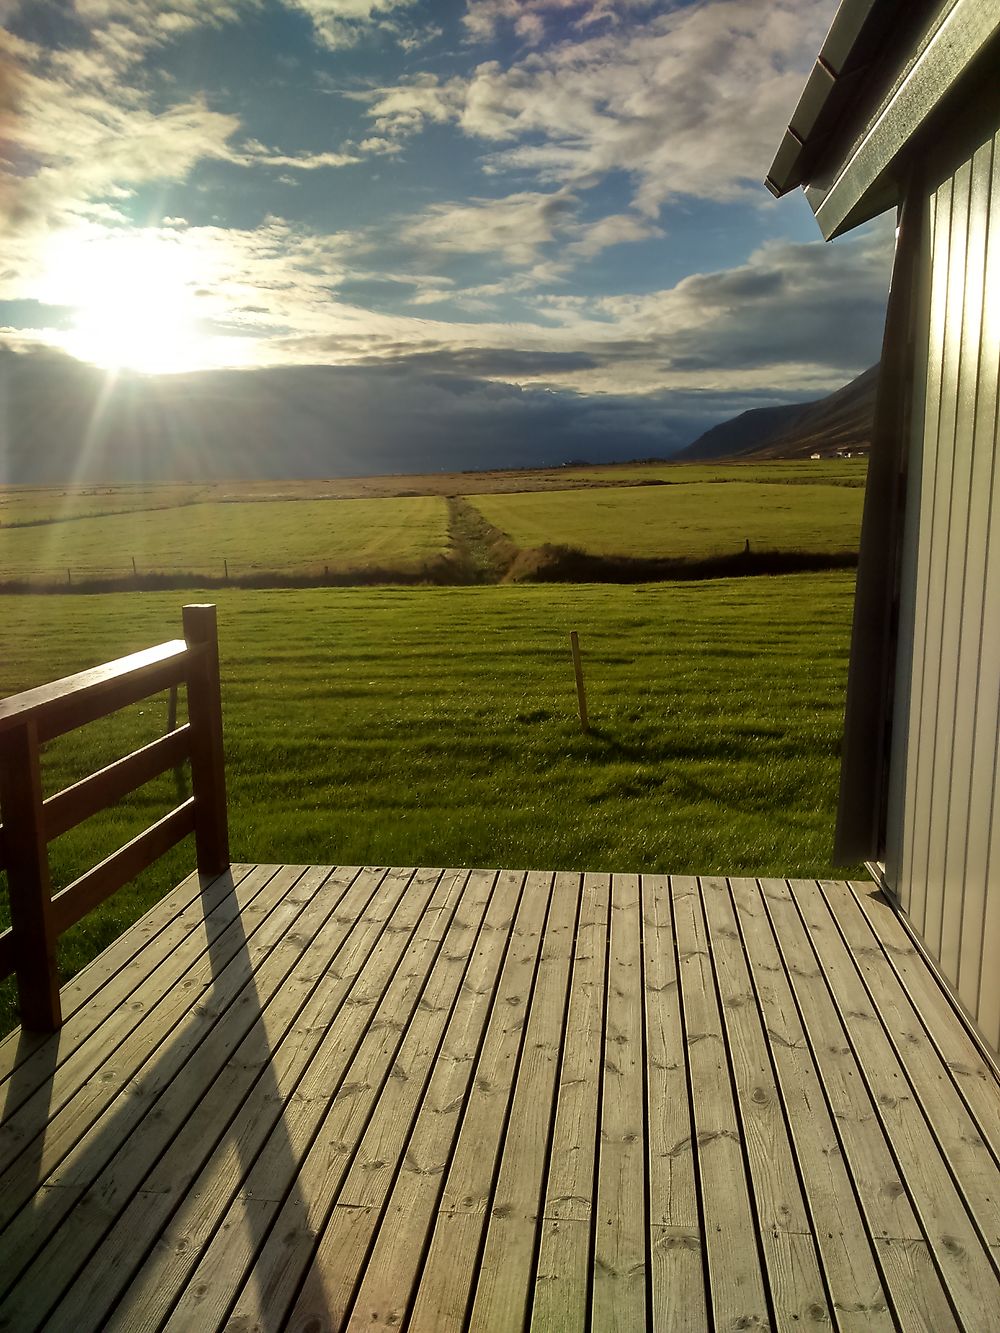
(889, 128, 1000, 1053)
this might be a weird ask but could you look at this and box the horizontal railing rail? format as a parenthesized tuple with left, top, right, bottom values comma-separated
(0, 640, 193, 743)
(0, 604, 229, 1031)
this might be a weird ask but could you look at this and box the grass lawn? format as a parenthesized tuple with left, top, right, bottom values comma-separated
(0, 459, 868, 531)
(0, 495, 450, 581)
(564, 458, 868, 487)
(0, 574, 860, 1032)
(470, 481, 864, 560)
(0, 483, 202, 527)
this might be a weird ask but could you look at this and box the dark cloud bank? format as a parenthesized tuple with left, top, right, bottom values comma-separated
(0, 344, 822, 484)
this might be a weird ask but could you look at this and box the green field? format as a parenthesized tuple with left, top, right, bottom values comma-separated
(0, 575, 859, 1030)
(471, 481, 864, 559)
(0, 495, 450, 580)
(0, 484, 200, 527)
(561, 458, 868, 487)
(0, 458, 869, 529)
(0, 461, 868, 585)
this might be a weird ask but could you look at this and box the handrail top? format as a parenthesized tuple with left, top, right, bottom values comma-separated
(0, 639, 189, 736)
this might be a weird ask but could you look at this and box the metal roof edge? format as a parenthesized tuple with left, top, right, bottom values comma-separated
(765, 0, 915, 198)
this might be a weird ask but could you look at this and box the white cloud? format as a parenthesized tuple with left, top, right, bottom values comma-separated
(310, 219, 892, 395)
(69, 1, 258, 76)
(0, 13, 360, 239)
(364, 0, 830, 215)
(357, 135, 403, 156)
(398, 188, 663, 281)
(0, 4, 260, 233)
(240, 138, 360, 169)
(5, 66, 243, 230)
(1, 0, 888, 406)
(359, 73, 464, 138)
(462, 0, 653, 44)
(568, 211, 662, 257)
(403, 188, 580, 266)
(3, 205, 892, 400)
(279, 0, 416, 49)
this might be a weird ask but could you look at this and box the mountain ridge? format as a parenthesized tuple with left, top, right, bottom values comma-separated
(677, 364, 878, 461)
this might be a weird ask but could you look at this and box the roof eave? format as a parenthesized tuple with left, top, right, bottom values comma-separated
(765, 0, 888, 199)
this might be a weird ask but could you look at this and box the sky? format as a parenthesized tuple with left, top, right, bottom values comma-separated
(0, 0, 894, 472)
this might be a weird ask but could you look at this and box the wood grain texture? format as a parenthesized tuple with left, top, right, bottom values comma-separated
(49, 799, 196, 935)
(528, 871, 608, 1333)
(788, 877, 1000, 1330)
(0, 639, 189, 740)
(729, 878, 893, 1331)
(468, 871, 579, 1333)
(592, 872, 647, 1333)
(673, 874, 771, 1332)
(0, 721, 60, 1029)
(42, 724, 192, 841)
(1, 868, 997, 1333)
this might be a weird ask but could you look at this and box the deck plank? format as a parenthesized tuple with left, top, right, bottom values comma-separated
(530, 871, 610, 1333)
(98, 864, 399, 1333)
(0, 864, 997, 1333)
(700, 876, 831, 1327)
(673, 874, 772, 1330)
(592, 872, 648, 1332)
(848, 880, 1000, 1162)
(407, 870, 553, 1332)
(0, 863, 295, 1228)
(155, 866, 457, 1331)
(728, 877, 894, 1330)
(325, 871, 525, 1333)
(0, 864, 359, 1331)
(787, 877, 1000, 1329)
(819, 878, 1000, 1252)
(641, 872, 706, 1330)
(467, 870, 580, 1333)
(280, 869, 500, 1331)
(760, 878, 963, 1332)
(0, 863, 268, 1168)
(0, 865, 255, 1108)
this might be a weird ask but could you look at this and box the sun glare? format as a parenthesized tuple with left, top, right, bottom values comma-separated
(39, 228, 227, 374)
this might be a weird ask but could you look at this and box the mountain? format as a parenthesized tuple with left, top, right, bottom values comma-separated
(677, 364, 878, 461)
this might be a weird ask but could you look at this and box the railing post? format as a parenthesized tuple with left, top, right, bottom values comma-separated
(182, 604, 230, 876)
(0, 720, 61, 1030)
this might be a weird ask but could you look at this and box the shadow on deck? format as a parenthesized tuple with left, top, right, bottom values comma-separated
(0, 866, 998, 1332)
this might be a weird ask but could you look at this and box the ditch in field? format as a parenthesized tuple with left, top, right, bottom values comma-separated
(0, 462, 866, 592)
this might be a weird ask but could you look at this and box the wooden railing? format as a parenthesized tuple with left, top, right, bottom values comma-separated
(0, 604, 229, 1032)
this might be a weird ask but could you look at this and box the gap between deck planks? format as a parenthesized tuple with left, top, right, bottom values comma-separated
(0, 869, 997, 1333)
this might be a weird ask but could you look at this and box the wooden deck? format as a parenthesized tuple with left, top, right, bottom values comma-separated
(0, 866, 998, 1332)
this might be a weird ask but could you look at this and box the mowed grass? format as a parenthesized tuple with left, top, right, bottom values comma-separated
(0, 459, 868, 529)
(0, 495, 450, 580)
(0, 483, 202, 527)
(0, 575, 859, 1030)
(565, 457, 869, 487)
(471, 481, 864, 559)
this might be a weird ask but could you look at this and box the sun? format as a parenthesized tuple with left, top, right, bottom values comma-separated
(39, 226, 224, 374)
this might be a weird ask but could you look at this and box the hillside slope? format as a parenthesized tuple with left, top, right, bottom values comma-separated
(679, 365, 878, 461)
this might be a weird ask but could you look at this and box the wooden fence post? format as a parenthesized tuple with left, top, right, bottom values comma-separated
(182, 604, 230, 876)
(570, 630, 589, 734)
(0, 721, 62, 1030)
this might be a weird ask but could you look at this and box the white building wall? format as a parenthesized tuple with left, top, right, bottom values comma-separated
(886, 126, 1000, 1053)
